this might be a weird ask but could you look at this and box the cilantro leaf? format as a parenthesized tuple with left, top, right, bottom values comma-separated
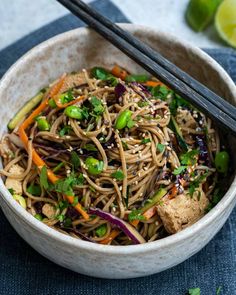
(188, 172, 208, 197)
(91, 67, 111, 80)
(27, 184, 41, 196)
(76, 173, 84, 186)
(56, 214, 65, 222)
(59, 125, 72, 137)
(188, 288, 200, 295)
(169, 93, 190, 115)
(90, 96, 104, 115)
(173, 166, 187, 175)
(70, 151, 80, 170)
(91, 67, 117, 85)
(128, 210, 145, 222)
(141, 138, 151, 144)
(151, 85, 170, 100)
(138, 101, 149, 107)
(40, 166, 49, 190)
(180, 150, 199, 166)
(126, 119, 135, 129)
(60, 90, 74, 104)
(83, 143, 98, 151)
(95, 224, 107, 237)
(81, 107, 89, 119)
(157, 143, 165, 153)
(58, 200, 69, 211)
(111, 170, 124, 180)
(63, 217, 72, 228)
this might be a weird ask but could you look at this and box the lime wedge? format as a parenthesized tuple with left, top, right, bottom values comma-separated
(215, 0, 236, 48)
(186, 0, 222, 32)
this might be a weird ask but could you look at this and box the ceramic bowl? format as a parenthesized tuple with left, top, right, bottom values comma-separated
(0, 24, 235, 279)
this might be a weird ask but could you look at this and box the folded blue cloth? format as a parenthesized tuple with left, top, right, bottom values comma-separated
(0, 1, 235, 294)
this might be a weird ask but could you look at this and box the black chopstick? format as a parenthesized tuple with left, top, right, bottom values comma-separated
(71, 0, 236, 121)
(56, 0, 236, 134)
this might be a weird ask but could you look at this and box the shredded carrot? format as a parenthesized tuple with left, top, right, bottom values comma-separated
(99, 229, 120, 245)
(111, 65, 128, 80)
(66, 196, 90, 220)
(144, 80, 167, 87)
(130, 207, 157, 227)
(18, 75, 89, 220)
(54, 95, 85, 108)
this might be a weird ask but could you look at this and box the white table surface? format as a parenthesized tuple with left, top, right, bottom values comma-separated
(0, 0, 229, 51)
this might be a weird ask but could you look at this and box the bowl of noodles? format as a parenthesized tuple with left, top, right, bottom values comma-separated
(0, 24, 235, 279)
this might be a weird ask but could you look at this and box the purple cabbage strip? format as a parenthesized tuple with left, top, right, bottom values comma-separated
(130, 82, 151, 97)
(195, 135, 210, 166)
(114, 83, 126, 98)
(88, 208, 145, 244)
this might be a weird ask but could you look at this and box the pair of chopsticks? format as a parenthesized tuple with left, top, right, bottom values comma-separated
(56, 0, 236, 135)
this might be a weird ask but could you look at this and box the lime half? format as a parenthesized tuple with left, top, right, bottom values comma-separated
(215, 0, 236, 48)
(186, 0, 222, 32)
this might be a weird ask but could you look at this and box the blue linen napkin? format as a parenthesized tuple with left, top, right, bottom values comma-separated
(0, 1, 235, 294)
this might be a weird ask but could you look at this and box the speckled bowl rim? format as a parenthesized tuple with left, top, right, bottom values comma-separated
(0, 24, 236, 255)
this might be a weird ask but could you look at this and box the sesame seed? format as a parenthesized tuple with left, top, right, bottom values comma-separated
(143, 167, 148, 171)
(119, 186, 122, 191)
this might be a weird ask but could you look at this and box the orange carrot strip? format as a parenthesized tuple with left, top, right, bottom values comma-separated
(111, 65, 128, 80)
(18, 75, 89, 220)
(54, 95, 85, 108)
(144, 80, 167, 88)
(143, 206, 156, 219)
(99, 229, 120, 245)
(130, 207, 156, 227)
(66, 196, 90, 220)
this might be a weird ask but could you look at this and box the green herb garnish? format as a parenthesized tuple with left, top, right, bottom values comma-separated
(151, 85, 169, 100)
(128, 209, 145, 222)
(83, 143, 98, 151)
(63, 217, 72, 228)
(27, 184, 42, 196)
(56, 214, 65, 222)
(40, 166, 49, 190)
(91, 67, 117, 85)
(126, 118, 135, 129)
(60, 90, 74, 104)
(70, 151, 80, 170)
(157, 143, 165, 153)
(188, 288, 200, 295)
(57, 200, 69, 211)
(180, 149, 199, 166)
(95, 224, 107, 237)
(173, 166, 187, 175)
(188, 171, 208, 197)
(90, 96, 104, 115)
(141, 138, 151, 144)
(111, 170, 124, 180)
(59, 125, 72, 137)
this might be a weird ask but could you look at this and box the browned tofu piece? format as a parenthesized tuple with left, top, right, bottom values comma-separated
(59, 73, 87, 93)
(5, 164, 24, 195)
(157, 191, 209, 234)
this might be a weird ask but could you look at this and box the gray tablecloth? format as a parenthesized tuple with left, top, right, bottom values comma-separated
(0, 0, 235, 294)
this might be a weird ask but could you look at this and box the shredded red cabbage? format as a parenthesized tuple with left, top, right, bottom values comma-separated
(88, 207, 145, 244)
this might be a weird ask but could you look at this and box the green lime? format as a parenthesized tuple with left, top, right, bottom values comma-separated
(215, 0, 236, 48)
(186, 0, 222, 32)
